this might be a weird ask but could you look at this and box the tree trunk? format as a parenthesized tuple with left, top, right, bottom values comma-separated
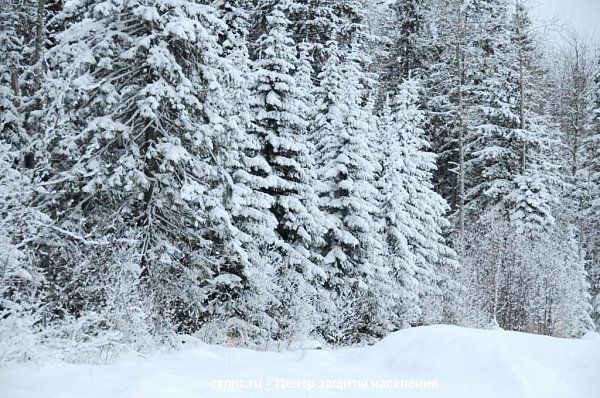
(33, 0, 45, 90)
(516, 0, 527, 174)
(455, 2, 465, 235)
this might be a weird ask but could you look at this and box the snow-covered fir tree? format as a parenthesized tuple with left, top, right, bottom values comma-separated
(313, 42, 390, 342)
(32, 0, 262, 339)
(249, 0, 330, 340)
(377, 80, 459, 327)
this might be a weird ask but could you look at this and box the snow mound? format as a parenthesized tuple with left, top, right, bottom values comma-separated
(1, 325, 598, 398)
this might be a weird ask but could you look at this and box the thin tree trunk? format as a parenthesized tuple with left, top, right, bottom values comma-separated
(455, 2, 465, 235)
(10, 67, 20, 106)
(492, 254, 501, 327)
(516, 0, 527, 174)
(33, 0, 45, 90)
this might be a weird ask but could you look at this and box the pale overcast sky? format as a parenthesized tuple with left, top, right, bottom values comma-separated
(533, 0, 599, 36)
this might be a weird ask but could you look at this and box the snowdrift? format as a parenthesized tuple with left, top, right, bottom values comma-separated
(1, 325, 598, 398)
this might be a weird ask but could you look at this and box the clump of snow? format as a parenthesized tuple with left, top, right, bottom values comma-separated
(1, 325, 598, 398)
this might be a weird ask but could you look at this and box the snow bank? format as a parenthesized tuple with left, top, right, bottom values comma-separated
(1, 325, 598, 398)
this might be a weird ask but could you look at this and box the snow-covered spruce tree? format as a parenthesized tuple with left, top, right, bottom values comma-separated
(313, 42, 389, 343)
(377, 99, 420, 329)
(249, 0, 330, 341)
(179, 0, 282, 345)
(464, 0, 551, 223)
(31, 0, 263, 345)
(293, 45, 336, 339)
(377, 80, 459, 327)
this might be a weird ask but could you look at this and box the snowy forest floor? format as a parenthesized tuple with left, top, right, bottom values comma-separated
(1, 325, 599, 398)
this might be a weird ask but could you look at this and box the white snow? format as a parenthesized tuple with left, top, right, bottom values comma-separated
(1, 325, 598, 398)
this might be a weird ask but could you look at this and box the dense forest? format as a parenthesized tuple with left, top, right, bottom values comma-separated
(0, 0, 598, 363)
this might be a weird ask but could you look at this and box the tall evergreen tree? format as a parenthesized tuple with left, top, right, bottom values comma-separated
(314, 43, 387, 342)
(378, 80, 459, 327)
(33, 0, 255, 336)
(250, 0, 329, 340)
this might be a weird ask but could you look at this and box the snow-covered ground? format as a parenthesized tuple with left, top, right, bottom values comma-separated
(1, 325, 599, 398)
